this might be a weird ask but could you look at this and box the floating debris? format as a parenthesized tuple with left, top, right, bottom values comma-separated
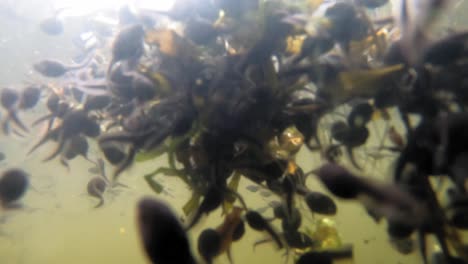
(259, 190, 273, 198)
(245, 185, 260, 193)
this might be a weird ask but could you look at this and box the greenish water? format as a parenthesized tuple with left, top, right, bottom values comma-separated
(0, 109, 429, 264)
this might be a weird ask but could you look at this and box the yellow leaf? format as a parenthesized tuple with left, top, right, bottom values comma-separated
(339, 64, 405, 95)
(286, 35, 307, 55)
(145, 29, 197, 59)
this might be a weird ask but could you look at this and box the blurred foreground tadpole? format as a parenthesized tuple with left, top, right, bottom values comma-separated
(136, 197, 196, 264)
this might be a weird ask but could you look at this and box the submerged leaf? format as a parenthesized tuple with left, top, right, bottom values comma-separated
(135, 145, 167, 162)
(223, 172, 242, 212)
(183, 193, 201, 216)
(339, 64, 404, 94)
(145, 175, 164, 194)
(286, 35, 307, 55)
(324, 64, 405, 103)
(145, 29, 198, 60)
(143, 167, 182, 194)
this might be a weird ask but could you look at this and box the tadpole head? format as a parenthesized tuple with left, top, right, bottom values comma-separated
(20, 86, 42, 110)
(197, 228, 221, 263)
(100, 143, 127, 165)
(0, 168, 29, 205)
(136, 197, 195, 264)
(315, 163, 362, 199)
(1, 88, 19, 110)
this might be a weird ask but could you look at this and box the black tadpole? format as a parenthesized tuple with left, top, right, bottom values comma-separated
(87, 177, 107, 208)
(296, 245, 353, 264)
(284, 231, 315, 249)
(232, 220, 246, 241)
(281, 176, 295, 217)
(197, 228, 221, 264)
(304, 191, 337, 215)
(185, 186, 223, 231)
(107, 24, 145, 75)
(33, 51, 94, 78)
(245, 210, 283, 249)
(296, 252, 332, 264)
(83, 95, 111, 112)
(0, 88, 29, 134)
(136, 197, 196, 264)
(99, 143, 127, 165)
(112, 146, 136, 181)
(0, 168, 29, 206)
(315, 163, 363, 199)
(347, 102, 374, 128)
(19, 85, 42, 110)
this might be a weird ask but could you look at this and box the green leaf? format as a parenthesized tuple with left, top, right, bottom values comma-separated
(183, 193, 201, 216)
(143, 167, 181, 194)
(226, 172, 241, 203)
(145, 174, 164, 194)
(135, 145, 167, 162)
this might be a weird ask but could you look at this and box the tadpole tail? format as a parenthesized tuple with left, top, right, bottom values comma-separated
(94, 197, 104, 208)
(42, 133, 66, 162)
(417, 231, 428, 264)
(112, 146, 135, 181)
(83, 155, 98, 165)
(59, 155, 70, 172)
(70, 47, 96, 71)
(2, 119, 10, 135)
(12, 128, 26, 138)
(112, 182, 129, 188)
(264, 223, 284, 249)
(27, 127, 58, 155)
(8, 110, 29, 133)
(346, 146, 362, 170)
(32, 114, 53, 127)
(98, 132, 142, 144)
(252, 238, 273, 251)
(226, 248, 234, 264)
(97, 158, 108, 182)
(47, 117, 55, 131)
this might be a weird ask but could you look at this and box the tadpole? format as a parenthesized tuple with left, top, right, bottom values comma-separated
(185, 186, 223, 230)
(33, 51, 94, 78)
(0, 88, 29, 134)
(136, 197, 196, 264)
(108, 24, 145, 74)
(19, 85, 42, 110)
(245, 210, 283, 249)
(87, 176, 107, 208)
(0, 168, 29, 207)
(197, 228, 221, 264)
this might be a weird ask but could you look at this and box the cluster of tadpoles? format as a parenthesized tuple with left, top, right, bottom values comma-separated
(1, 0, 468, 263)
